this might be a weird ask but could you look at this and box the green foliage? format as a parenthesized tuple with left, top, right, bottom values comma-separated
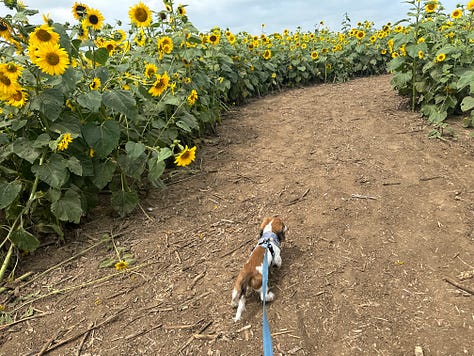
(387, 0, 474, 125)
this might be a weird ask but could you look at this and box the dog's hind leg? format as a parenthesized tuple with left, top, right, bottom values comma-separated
(233, 295, 246, 321)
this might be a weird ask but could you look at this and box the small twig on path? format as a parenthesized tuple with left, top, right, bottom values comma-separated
(76, 322, 94, 356)
(123, 323, 163, 340)
(443, 277, 474, 296)
(37, 329, 63, 356)
(219, 238, 254, 258)
(419, 176, 443, 182)
(188, 269, 207, 290)
(40, 307, 125, 354)
(178, 320, 213, 353)
(0, 311, 53, 331)
(271, 329, 296, 337)
(284, 188, 310, 206)
(351, 194, 377, 200)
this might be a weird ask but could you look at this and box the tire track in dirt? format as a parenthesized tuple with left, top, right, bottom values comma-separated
(2, 75, 473, 355)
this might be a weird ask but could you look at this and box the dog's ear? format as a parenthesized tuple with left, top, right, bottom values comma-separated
(259, 217, 272, 236)
(272, 217, 287, 241)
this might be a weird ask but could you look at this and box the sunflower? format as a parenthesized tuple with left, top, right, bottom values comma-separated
(0, 71, 20, 96)
(177, 5, 186, 16)
(34, 43, 70, 76)
(174, 145, 196, 167)
(77, 24, 89, 41)
(144, 63, 158, 78)
(113, 29, 127, 42)
(115, 260, 128, 271)
(129, 2, 152, 27)
(102, 40, 118, 54)
(148, 72, 170, 97)
(72, 2, 88, 20)
(89, 77, 101, 90)
(356, 30, 366, 40)
(83, 8, 104, 31)
(418, 50, 424, 59)
(0, 19, 12, 40)
(226, 33, 236, 45)
(29, 24, 60, 47)
(262, 49, 271, 60)
(187, 89, 198, 105)
(468, 0, 474, 11)
(57, 133, 73, 151)
(435, 53, 446, 62)
(208, 33, 220, 46)
(157, 36, 173, 57)
(451, 9, 462, 19)
(425, 1, 438, 13)
(310, 51, 319, 60)
(0, 62, 23, 80)
(6, 88, 28, 108)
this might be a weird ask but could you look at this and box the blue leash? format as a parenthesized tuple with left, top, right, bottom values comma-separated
(261, 242, 273, 356)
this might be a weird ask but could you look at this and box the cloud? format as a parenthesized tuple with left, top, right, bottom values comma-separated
(0, 0, 462, 34)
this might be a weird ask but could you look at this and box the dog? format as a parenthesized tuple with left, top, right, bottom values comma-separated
(231, 216, 288, 321)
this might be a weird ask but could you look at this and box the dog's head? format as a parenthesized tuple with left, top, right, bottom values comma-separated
(259, 216, 288, 242)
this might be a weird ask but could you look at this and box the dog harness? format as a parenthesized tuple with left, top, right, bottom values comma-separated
(258, 231, 280, 262)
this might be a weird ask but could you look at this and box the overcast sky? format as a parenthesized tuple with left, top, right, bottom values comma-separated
(1, 0, 462, 33)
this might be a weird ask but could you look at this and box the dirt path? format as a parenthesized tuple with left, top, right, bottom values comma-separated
(1, 75, 473, 356)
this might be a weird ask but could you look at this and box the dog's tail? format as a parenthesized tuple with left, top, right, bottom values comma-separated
(231, 272, 250, 306)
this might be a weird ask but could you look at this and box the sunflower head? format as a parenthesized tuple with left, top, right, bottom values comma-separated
(72, 2, 89, 20)
(34, 43, 70, 76)
(83, 8, 104, 31)
(177, 5, 186, 16)
(89, 77, 101, 90)
(129, 2, 152, 27)
(435, 53, 446, 62)
(7, 88, 28, 108)
(174, 145, 197, 167)
(29, 24, 60, 47)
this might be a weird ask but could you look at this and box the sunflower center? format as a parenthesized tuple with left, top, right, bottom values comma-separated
(0, 23, 7, 31)
(0, 73, 11, 86)
(75, 5, 86, 16)
(46, 52, 60, 66)
(181, 151, 190, 160)
(12, 90, 23, 101)
(89, 15, 99, 25)
(135, 8, 149, 22)
(36, 29, 52, 42)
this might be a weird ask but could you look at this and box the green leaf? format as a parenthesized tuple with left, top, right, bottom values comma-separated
(82, 120, 121, 158)
(158, 147, 173, 161)
(77, 90, 102, 112)
(85, 47, 109, 65)
(67, 156, 83, 176)
(111, 190, 139, 217)
(12, 138, 40, 164)
(10, 227, 40, 251)
(102, 90, 138, 119)
(51, 189, 83, 223)
(125, 141, 146, 160)
(176, 112, 198, 133)
(148, 155, 166, 186)
(92, 160, 116, 189)
(33, 133, 51, 148)
(99, 257, 116, 268)
(0, 181, 22, 209)
(461, 96, 474, 112)
(30, 88, 64, 121)
(457, 70, 474, 94)
(118, 154, 146, 179)
(31, 154, 69, 189)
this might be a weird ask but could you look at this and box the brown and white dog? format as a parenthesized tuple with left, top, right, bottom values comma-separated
(231, 216, 288, 321)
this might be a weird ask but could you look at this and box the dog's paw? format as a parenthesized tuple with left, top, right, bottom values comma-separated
(265, 291, 275, 302)
(230, 300, 238, 308)
(274, 256, 282, 268)
(232, 316, 241, 322)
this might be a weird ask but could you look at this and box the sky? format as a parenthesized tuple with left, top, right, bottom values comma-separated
(0, 0, 463, 34)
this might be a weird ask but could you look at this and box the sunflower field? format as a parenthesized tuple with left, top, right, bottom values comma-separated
(0, 0, 472, 280)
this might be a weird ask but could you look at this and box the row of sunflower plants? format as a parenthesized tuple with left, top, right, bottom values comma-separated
(0, 0, 397, 280)
(0, 1, 210, 281)
(387, 0, 474, 134)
